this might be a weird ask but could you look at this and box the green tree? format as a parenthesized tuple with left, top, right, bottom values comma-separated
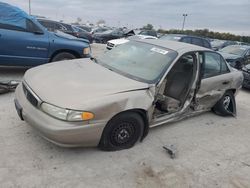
(142, 24, 154, 30)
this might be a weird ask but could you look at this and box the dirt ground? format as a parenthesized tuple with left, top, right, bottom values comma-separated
(0, 44, 250, 188)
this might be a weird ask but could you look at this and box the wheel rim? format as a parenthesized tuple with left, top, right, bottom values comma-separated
(223, 95, 231, 111)
(110, 122, 135, 146)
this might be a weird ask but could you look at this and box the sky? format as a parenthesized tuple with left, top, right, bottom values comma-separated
(2, 0, 250, 36)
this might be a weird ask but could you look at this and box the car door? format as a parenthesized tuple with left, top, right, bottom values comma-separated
(0, 19, 49, 66)
(194, 51, 232, 110)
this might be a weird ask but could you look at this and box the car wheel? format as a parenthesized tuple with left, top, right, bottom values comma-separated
(213, 91, 236, 116)
(99, 112, 144, 151)
(51, 52, 76, 62)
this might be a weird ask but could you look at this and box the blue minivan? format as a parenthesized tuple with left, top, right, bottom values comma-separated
(0, 2, 90, 66)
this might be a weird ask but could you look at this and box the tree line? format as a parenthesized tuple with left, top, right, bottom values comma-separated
(158, 29, 250, 43)
(142, 24, 250, 43)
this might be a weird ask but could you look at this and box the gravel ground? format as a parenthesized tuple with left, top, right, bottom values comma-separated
(0, 44, 250, 188)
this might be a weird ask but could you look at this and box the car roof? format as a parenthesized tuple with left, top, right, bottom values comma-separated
(228, 45, 250, 49)
(135, 39, 212, 53)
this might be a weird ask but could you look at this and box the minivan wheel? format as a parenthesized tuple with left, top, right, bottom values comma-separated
(213, 91, 235, 116)
(51, 52, 76, 62)
(99, 112, 144, 151)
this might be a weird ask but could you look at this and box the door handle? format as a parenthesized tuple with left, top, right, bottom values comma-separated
(222, 81, 229, 85)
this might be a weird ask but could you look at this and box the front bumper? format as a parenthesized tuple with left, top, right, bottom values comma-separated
(14, 84, 106, 147)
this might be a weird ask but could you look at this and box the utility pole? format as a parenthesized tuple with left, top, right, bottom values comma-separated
(29, 0, 31, 15)
(182, 14, 188, 30)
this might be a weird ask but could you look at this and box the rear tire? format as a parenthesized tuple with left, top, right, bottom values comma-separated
(99, 112, 144, 151)
(213, 91, 235, 116)
(51, 52, 76, 62)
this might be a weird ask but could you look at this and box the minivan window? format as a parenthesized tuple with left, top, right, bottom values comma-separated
(192, 38, 203, 47)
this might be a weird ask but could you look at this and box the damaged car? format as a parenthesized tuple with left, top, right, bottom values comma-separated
(15, 40, 243, 150)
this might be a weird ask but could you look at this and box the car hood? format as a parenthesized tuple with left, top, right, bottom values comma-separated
(219, 52, 241, 60)
(53, 31, 89, 43)
(24, 59, 149, 109)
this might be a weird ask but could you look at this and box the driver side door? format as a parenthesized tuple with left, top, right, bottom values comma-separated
(0, 19, 49, 66)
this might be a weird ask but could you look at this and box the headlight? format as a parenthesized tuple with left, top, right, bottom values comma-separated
(41, 102, 94, 121)
(83, 47, 90, 55)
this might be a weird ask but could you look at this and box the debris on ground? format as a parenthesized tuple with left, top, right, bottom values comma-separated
(163, 145, 177, 159)
(0, 80, 20, 94)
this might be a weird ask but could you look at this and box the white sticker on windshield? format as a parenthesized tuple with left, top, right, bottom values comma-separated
(240, 48, 246, 50)
(151, 47, 169, 55)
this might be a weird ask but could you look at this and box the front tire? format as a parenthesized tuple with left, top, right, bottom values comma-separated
(51, 52, 76, 62)
(99, 112, 144, 151)
(213, 91, 236, 116)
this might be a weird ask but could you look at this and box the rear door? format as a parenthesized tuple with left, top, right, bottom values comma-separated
(194, 51, 232, 110)
(0, 19, 49, 66)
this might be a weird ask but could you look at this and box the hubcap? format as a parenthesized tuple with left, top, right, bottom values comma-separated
(223, 96, 231, 111)
(111, 123, 135, 146)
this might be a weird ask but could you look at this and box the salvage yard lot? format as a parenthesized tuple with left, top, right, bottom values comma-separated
(1, 44, 250, 188)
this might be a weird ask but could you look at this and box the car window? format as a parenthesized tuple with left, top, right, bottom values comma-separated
(191, 38, 204, 47)
(203, 40, 211, 48)
(246, 50, 250, 56)
(0, 18, 38, 33)
(181, 37, 191, 44)
(202, 52, 229, 78)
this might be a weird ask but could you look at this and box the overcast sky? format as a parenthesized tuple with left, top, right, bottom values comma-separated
(2, 0, 250, 35)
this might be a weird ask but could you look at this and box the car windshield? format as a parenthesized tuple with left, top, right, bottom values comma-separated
(219, 46, 246, 56)
(97, 41, 178, 83)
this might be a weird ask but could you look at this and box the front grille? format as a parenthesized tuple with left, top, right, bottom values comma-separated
(22, 83, 39, 107)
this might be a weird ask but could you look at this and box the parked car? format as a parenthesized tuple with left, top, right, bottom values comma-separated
(160, 34, 212, 49)
(211, 40, 237, 51)
(0, 3, 90, 66)
(15, 40, 243, 150)
(93, 29, 134, 44)
(91, 27, 110, 34)
(138, 30, 158, 37)
(106, 34, 157, 50)
(38, 19, 92, 43)
(218, 45, 250, 70)
(242, 64, 250, 89)
(75, 25, 92, 33)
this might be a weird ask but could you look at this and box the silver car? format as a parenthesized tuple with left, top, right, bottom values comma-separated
(15, 40, 243, 150)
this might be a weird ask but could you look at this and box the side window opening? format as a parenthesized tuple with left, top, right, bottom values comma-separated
(155, 53, 196, 114)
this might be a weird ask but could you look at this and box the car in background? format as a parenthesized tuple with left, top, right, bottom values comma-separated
(211, 40, 237, 51)
(75, 25, 92, 33)
(38, 19, 92, 43)
(91, 27, 110, 34)
(106, 34, 157, 50)
(242, 64, 250, 89)
(160, 34, 212, 49)
(138, 30, 158, 37)
(218, 45, 250, 70)
(0, 2, 90, 66)
(93, 29, 134, 44)
(15, 40, 243, 150)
